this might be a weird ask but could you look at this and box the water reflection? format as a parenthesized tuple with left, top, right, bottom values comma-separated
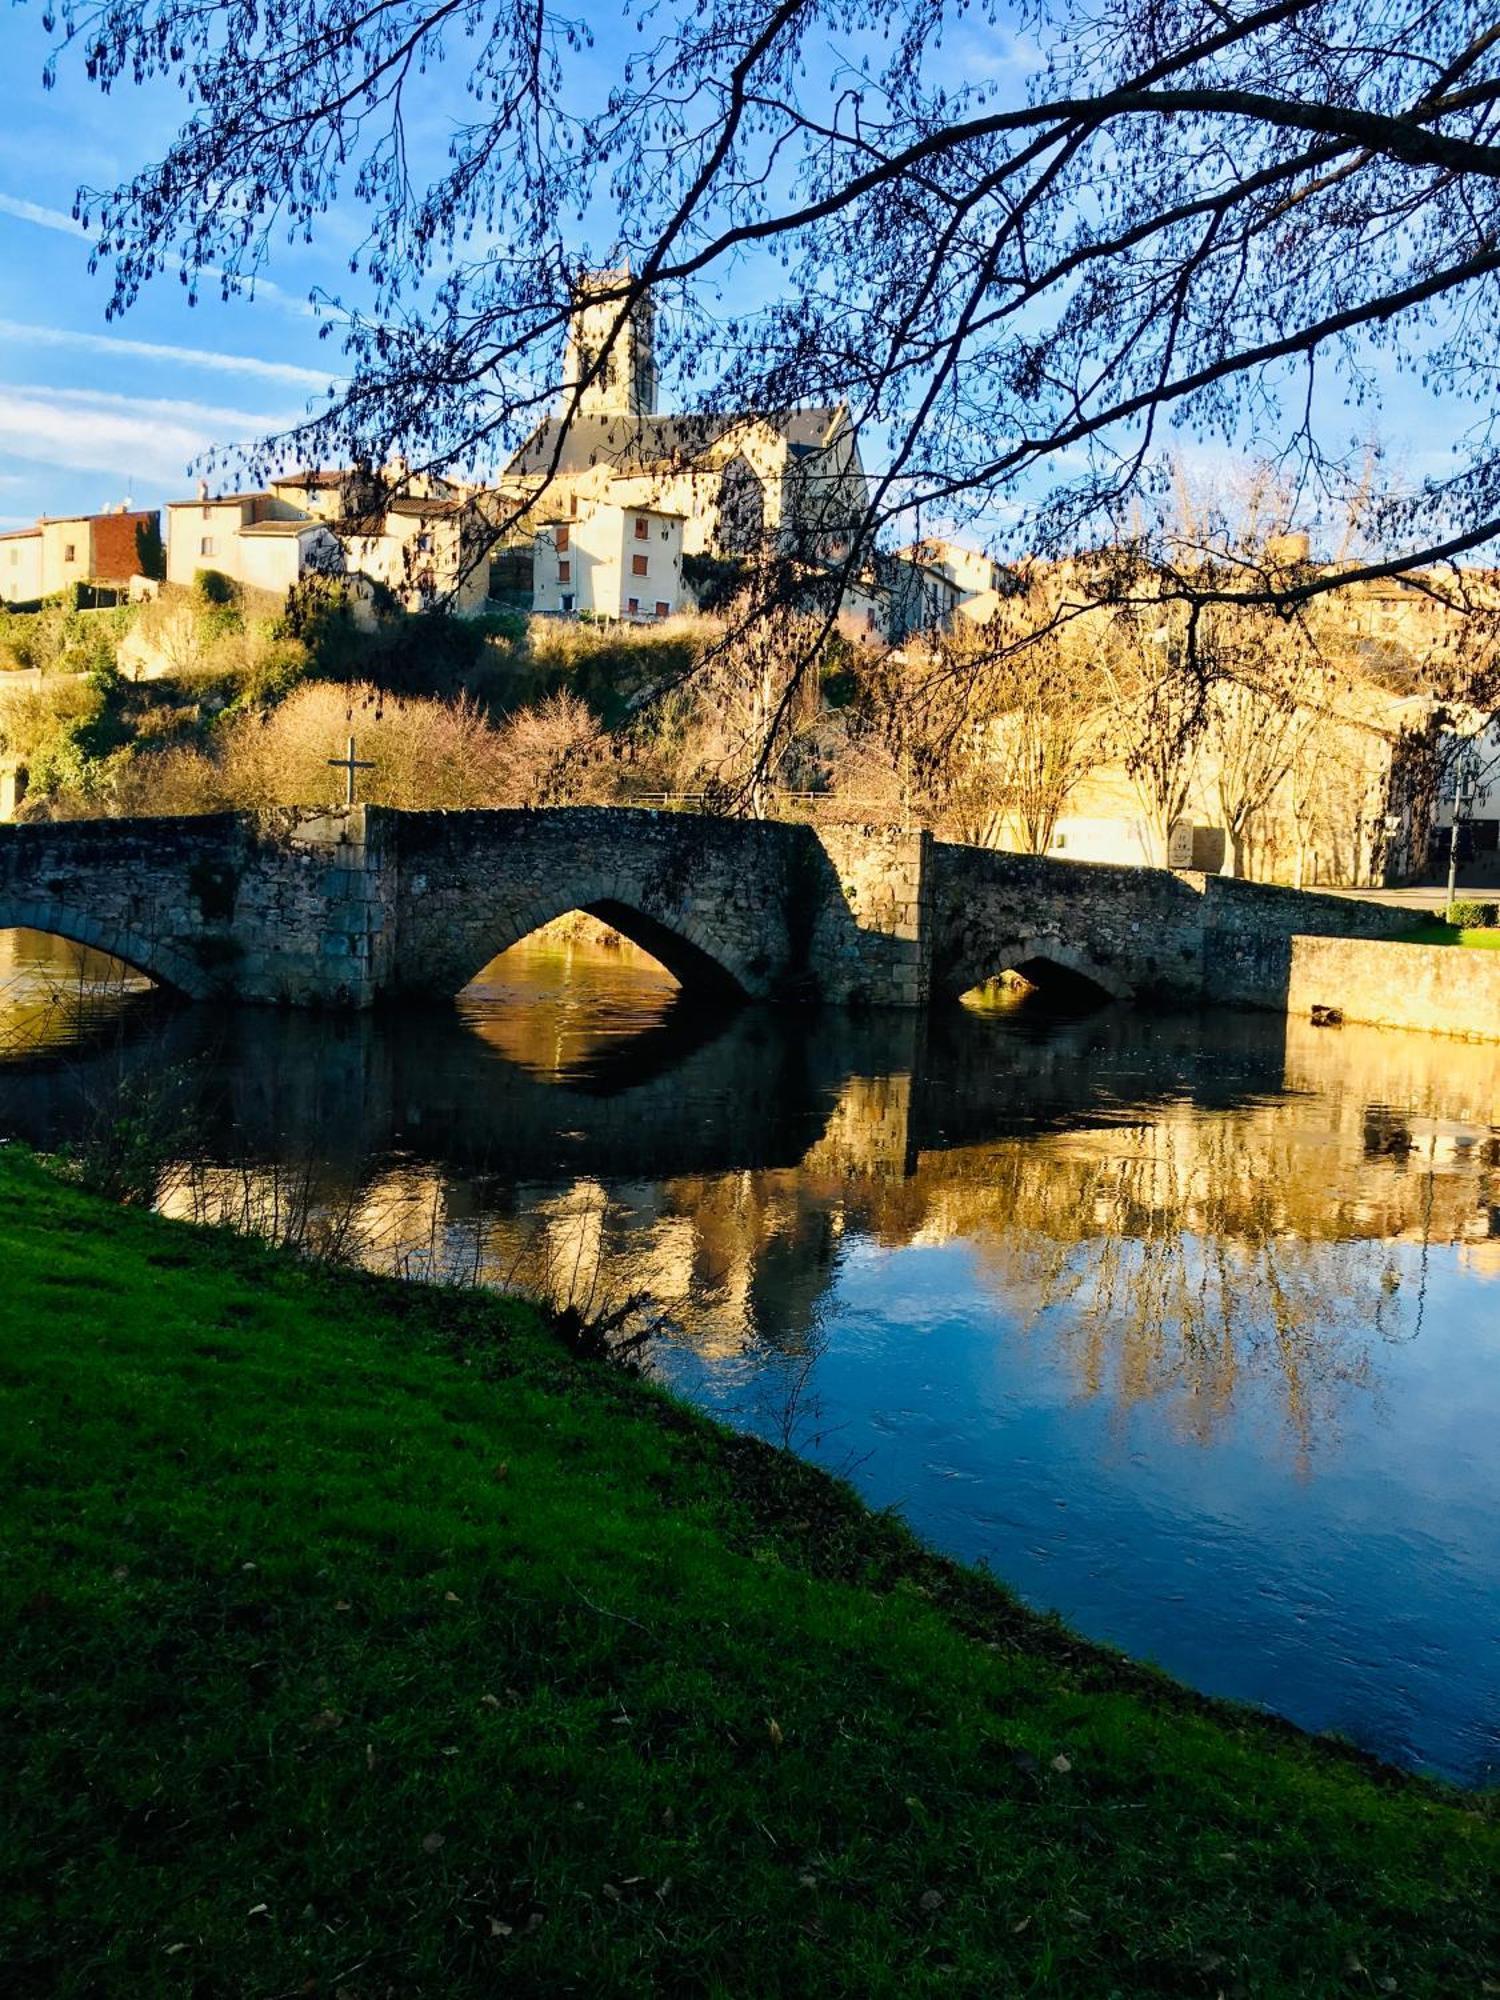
(0, 927, 159, 1060)
(2, 924, 1498, 1782)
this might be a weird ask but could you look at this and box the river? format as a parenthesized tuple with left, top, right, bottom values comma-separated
(2, 922, 1497, 1785)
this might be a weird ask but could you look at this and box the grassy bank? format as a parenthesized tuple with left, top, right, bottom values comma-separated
(1400, 920, 1500, 950)
(1, 1149, 1496, 1997)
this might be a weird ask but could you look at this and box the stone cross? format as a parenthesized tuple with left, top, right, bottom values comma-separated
(329, 734, 376, 808)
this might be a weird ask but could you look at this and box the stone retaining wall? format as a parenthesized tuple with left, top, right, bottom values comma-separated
(1196, 876, 1419, 1010)
(1284, 935, 1500, 1041)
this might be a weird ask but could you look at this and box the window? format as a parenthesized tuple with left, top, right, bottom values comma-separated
(631, 552, 648, 577)
(63, 542, 77, 563)
(627, 596, 639, 614)
(561, 592, 575, 612)
(568, 495, 578, 517)
(634, 517, 649, 540)
(555, 525, 569, 552)
(199, 536, 216, 558)
(558, 559, 571, 583)
(415, 532, 433, 554)
(655, 601, 669, 618)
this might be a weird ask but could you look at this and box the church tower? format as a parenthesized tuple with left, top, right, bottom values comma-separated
(562, 270, 658, 417)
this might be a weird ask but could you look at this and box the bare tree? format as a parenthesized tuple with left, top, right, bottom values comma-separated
(1207, 670, 1316, 877)
(38, 0, 1500, 624)
(1096, 606, 1208, 864)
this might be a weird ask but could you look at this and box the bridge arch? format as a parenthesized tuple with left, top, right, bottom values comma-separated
(441, 877, 758, 1002)
(945, 932, 1132, 1004)
(0, 900, 217, 1001)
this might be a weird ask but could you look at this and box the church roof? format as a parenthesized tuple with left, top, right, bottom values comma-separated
(506, 407, 846, 479)
(239, 519, 331, 537)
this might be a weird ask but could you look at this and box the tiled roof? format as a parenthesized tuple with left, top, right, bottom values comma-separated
(507, 406, 845, 479)
(239, 520, 327, 537)
(384, 496, 465, 518)
(166, 492, 278, 507)
(269, 469, 345, 488)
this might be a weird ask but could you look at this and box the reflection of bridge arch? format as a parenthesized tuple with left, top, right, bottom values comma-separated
(943, 932, 1132, 1003)
(0, 900, 211, 999)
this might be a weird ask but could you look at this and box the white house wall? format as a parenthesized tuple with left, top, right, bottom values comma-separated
(0, 537, 42, 604)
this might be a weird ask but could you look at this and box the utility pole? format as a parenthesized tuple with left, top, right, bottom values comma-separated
(1445, 744, 1477, 925)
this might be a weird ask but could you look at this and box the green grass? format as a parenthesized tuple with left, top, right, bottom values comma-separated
(1, 1148, 1497, 1997)
(1399, 921, 1500, 949)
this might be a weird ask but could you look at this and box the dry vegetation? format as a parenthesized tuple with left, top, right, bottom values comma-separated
(3, 537, 1494, 888)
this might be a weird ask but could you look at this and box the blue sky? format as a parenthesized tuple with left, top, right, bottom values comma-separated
(0, 8, 349, 523)
(0, 2, 1470, 545)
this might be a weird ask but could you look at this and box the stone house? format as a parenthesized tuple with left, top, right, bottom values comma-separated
(335, 494, 491, 615)
(236, 518, 344, 595)
(165, 489, 308, 587)
(532, 502, 686, 620)
(885, 553, 966, 641)
(165, 471, 488, 613)
(896, 536, 1010, 602)
(1, 505, 159, 604)
(0, 527, 42, 605)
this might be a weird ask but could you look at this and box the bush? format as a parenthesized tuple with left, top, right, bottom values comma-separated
(1449, 899, 1499, 929)
(0, 600, 131, 678)
(193, 568, 239, 608)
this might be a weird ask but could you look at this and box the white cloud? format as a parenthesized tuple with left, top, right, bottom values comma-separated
(0, 385, 276, 486)
(0, 193, 86, 237)
(11, 383, 296, 434)
(0, 188, 325, 320)
(0, 318, 337, 391)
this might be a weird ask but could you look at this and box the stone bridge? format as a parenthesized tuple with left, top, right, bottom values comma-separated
(0, 805, 1417, 1012)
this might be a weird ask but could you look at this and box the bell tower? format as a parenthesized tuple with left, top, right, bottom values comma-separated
(562, 270, 657, 417)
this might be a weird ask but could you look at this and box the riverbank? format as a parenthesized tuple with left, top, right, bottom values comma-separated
(2, 1147, 1497, 1996)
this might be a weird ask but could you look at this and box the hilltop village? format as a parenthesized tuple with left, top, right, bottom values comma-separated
(2, 278, 1497, 891)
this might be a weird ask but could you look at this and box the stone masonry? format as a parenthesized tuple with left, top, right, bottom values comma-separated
(0, 806, 1423, 1013)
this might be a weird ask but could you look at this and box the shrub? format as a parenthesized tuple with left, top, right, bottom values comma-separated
(1449, 899, 1499, 930)
(193, 568, 239, 608)
(0, 600, 131, 678)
